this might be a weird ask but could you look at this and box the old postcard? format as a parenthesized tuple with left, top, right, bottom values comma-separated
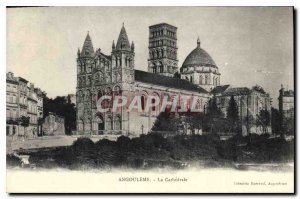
(6, 6, 294, 193)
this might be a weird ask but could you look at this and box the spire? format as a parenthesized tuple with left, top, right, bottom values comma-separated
(112, 40, 115, 51)
(77, 48, 80, 57)
(81, 31, 94, 57)
(197, 37, 201, 48)
(116, 24, 131, 51)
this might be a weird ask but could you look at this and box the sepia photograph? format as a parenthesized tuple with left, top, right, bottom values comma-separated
(5, 6, 294, 193)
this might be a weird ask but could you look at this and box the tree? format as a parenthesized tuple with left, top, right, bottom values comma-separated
(271, 107, 281, 135)
(256, 109, 270, 134)
(38, 118, 44, 136)
(182, 112, 204, 135)
(283, 117, 294, 135)
(151, 112, 182, 133)
(226, 95, 239, 134)
(252, 85, 266, 94)
(173, 72, 181, 79)
(20, 116, 30, 138)
(43, 96, 76, 135)
(205, 94, 224, 134)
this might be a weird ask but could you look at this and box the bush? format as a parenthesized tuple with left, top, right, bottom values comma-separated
(72, 137, 95, 154)
(17, 133, 294, 170)
(117, 135, 131, 149)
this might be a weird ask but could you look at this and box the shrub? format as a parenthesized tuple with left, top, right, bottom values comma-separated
(116, 135, 131, 149)
(72, 137, 95, 154)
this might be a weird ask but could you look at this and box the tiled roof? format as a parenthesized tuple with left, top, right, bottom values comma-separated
(222, 87, 252, 96)
(94, 50, 111, 61)
(211, 85, 230, 94)
(134, 70, 208, 94)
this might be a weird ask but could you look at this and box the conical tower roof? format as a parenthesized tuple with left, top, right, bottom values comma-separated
(116, 24, 131, 51)
(81, 32, 94, 57)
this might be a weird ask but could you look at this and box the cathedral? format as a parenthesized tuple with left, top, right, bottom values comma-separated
(76, 22, 270, 136)
(75, 23, 222, 136)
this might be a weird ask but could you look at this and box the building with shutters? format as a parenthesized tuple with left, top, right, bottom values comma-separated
(6, 72, 44, 138)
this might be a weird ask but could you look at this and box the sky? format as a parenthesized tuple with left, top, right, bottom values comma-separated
(6, 7, 293, 108)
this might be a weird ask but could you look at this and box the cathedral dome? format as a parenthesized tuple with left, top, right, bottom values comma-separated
(181, 38, 217, 68)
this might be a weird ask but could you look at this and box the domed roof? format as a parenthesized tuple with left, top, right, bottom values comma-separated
(182, 38, 217, 68)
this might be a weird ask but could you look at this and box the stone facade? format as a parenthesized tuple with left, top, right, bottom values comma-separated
(213, 85, 272, 135)
(6, 72, 44, 138)
(42, 112, 65, 136)
(76, 24, 211, 136)
(278, 85, 294, 119)
(75, 23, 272, 137)
(148, 23, 178, 77)
(278, 85, 294, 135)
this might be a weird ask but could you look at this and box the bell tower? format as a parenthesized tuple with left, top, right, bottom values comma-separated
(76, 32, 95, 133)
(148, 23, 178, 77)
(111, 24, 135, 91)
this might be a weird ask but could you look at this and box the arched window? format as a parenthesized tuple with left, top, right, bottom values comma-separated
(96, 115, 104, 134)
(159, 65, 163, 73)
(114, 86, 121, 95)
(81, 119, 85, 131)
(115, 116, 121, 130)
(118, 57, 122, 67)
(106, 63, 110, 71)
(153, 65, 157, 73)
(85, 90, 91, 101)
(205, 75, 208, 84)
(97, 90, 102, 100)
(78, 64, 81, 73)
(151, 98, 156, 111)
(199, 75, 203, 84)
(141, 95, 146, 111)
(106, 117, 113, 130)
(105, 87, 112, 95)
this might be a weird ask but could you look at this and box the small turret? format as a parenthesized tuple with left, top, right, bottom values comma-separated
(96, 48, 101, 54)
(131, 41, 135, 52)
(112, 40, 115, 51)
(77, 48, 80, 58)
